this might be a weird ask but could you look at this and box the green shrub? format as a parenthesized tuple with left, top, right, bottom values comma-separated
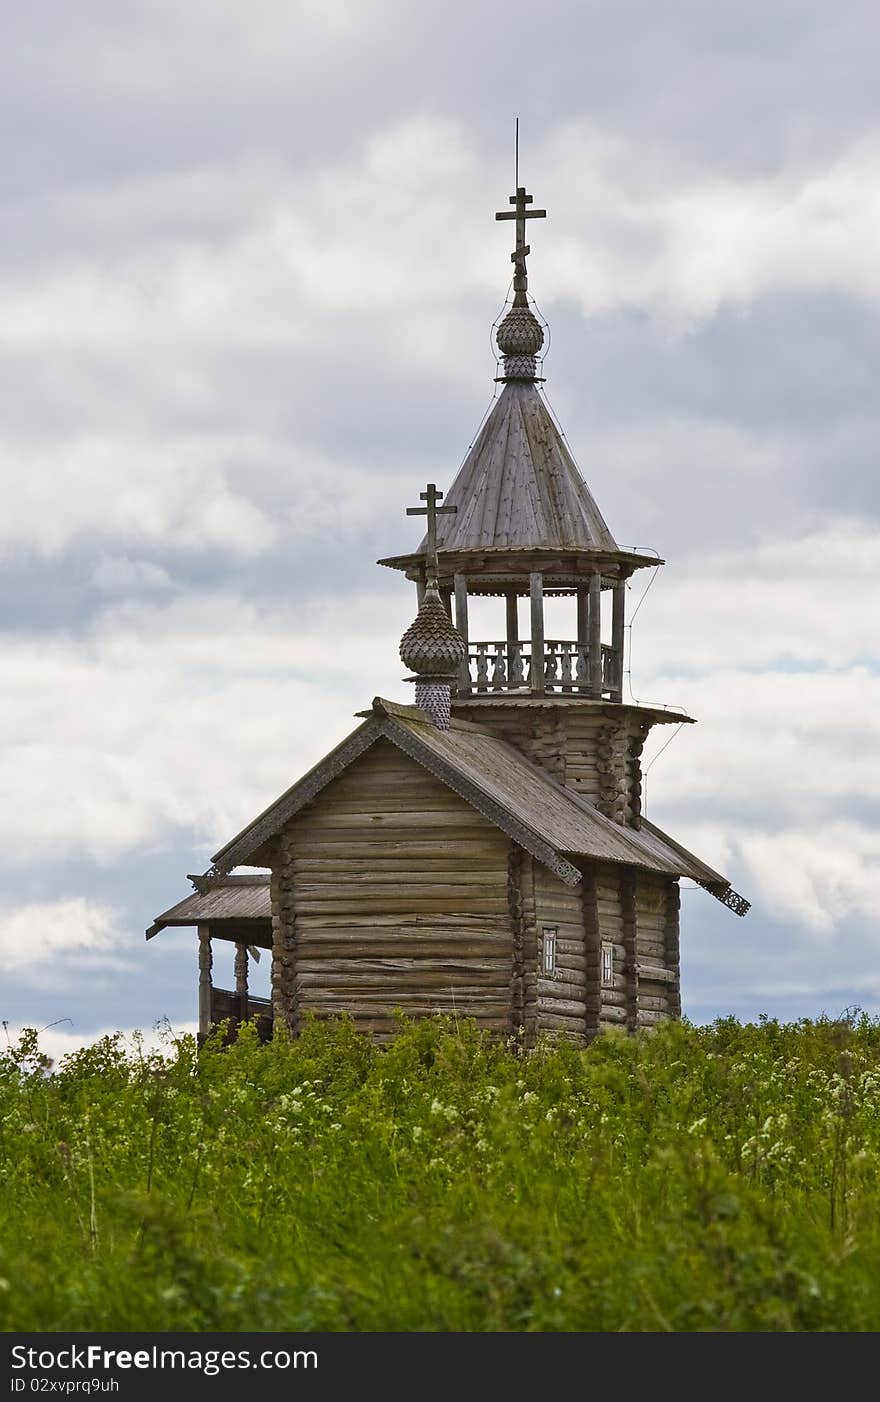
(2, 1012, 880, 1331)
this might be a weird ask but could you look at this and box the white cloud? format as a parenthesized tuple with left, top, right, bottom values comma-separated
(0, 899, 125, 981)
(0, 587, 413, 867)
(541, 125, 880, 324)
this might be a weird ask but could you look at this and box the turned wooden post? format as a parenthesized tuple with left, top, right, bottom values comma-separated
(440, 584, 453, 620)
(416, 574, 425, 607)
(506, 591, 519, 643)
(576, 584, 589, 644)
(529, 572, 545, 695)
(197, 925, 213, 1040)
(588, 571, 602, 698)
(234, 941, 249, 1025)
(454, 573, 470, 695)
(576, 584, 589, 693)
(611, 579, 626, 703)
(506, 591, 519, 686)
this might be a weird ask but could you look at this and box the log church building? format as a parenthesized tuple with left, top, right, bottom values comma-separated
(148, 178, 749, 1045)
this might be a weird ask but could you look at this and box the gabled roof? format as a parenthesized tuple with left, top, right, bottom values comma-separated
(415, 382, 617, 555)
(207, 697, 747, 914)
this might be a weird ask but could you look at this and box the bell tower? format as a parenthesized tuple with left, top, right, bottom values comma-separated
(379, 180, 684, 830)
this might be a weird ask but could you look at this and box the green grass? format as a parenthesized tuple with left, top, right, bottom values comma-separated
(3, 1012, 880, 1331)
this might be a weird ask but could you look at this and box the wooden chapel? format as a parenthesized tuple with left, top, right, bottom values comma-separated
(147, 180, 749, 1045)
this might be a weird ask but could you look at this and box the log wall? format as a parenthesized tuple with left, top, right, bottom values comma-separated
(451, 703, 653, 826)
(532, 861, 589, 1045)
(272, 739, 515, 1041)
(634, 874, 679, 1027)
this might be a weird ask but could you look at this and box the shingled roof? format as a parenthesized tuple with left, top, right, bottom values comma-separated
(205, 698, 747, 913)
(412, 383, 617, 555)
(146, 874, 271, 940)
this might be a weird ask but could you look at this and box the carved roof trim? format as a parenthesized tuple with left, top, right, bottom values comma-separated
(201, 699, 742, 909)
(210, 719, 383, 874)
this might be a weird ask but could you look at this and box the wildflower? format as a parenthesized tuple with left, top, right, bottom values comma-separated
(412, 1126, 423, 1141)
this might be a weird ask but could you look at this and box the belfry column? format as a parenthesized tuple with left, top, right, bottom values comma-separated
(611, 579, 626, 703)
(588, 571, 602, 698)
(529, 573, 545, 695)
(454, 573, 471, 694)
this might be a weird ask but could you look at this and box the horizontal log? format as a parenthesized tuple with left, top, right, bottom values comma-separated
(297, 811, 502, 831)
(292, 859, 504, 875)
(637, 941, 666, 959)
(539, 1013, 586, 1032)
(296, 968, 508, 986)
(295, 939, 510, 957)
(638, 993, 668, 1012)
(300, 1000, 511, 1016)
(537, 996, 587, 1017)
(307, 796, 480, 814)
(599, 1004, 627, 1023)
(293, 840, 505, 858)
(293, 898, 510, 916)
(636, 964, 675, 983)
(297, 914, 512, 936)
(637, 1009, 669, 1027)
(537, 978, 585, 1000)
(295, 954, 512, 969)
(555, 954, 587, 973)
(533, 908, 583, 926)
(601, 989, 626, 1007)
(293, 881, 507, 899)
(300, 997, 513, 1014)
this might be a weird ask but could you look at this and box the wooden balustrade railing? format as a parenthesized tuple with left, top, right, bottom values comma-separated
(462, 640, 621, 697)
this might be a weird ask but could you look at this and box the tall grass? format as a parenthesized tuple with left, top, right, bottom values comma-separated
(3, 1012, 880, 1331)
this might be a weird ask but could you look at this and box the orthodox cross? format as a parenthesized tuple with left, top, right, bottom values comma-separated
(406, 482, 457, 578)
(495, 186, 546, 291)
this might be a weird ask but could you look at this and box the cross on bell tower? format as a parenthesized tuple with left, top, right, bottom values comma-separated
(495, 186, 546, 305)
(406, 483, 457, 581)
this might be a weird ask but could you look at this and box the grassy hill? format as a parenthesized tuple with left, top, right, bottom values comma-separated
(3, 1012, 880, 1331)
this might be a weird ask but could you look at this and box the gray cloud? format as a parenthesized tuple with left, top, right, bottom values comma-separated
(2, 0, 879, 1041)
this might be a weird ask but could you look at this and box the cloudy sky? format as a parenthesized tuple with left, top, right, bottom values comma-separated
(3, 0, 878, 1060)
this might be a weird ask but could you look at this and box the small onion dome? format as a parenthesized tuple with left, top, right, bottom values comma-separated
(496, 304, 544, 359)
(399, 583, 466, 677)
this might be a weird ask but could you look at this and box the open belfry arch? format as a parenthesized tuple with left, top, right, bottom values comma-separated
(148, 175, 750, 1046)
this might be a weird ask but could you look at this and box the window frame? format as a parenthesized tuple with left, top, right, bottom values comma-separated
(542, 926, 558, 977)
(601, 942, 614, 987)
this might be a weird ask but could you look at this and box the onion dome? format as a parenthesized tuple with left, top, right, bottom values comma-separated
(399, 582, 466, 677)
(497, 303, 544, 357)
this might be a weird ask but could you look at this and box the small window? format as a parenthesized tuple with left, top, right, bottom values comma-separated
(601, 943, 614, 987)
(542, 927, 558, 976)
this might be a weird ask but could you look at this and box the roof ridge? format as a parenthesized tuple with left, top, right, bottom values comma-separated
(365, 696, 492, 734)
